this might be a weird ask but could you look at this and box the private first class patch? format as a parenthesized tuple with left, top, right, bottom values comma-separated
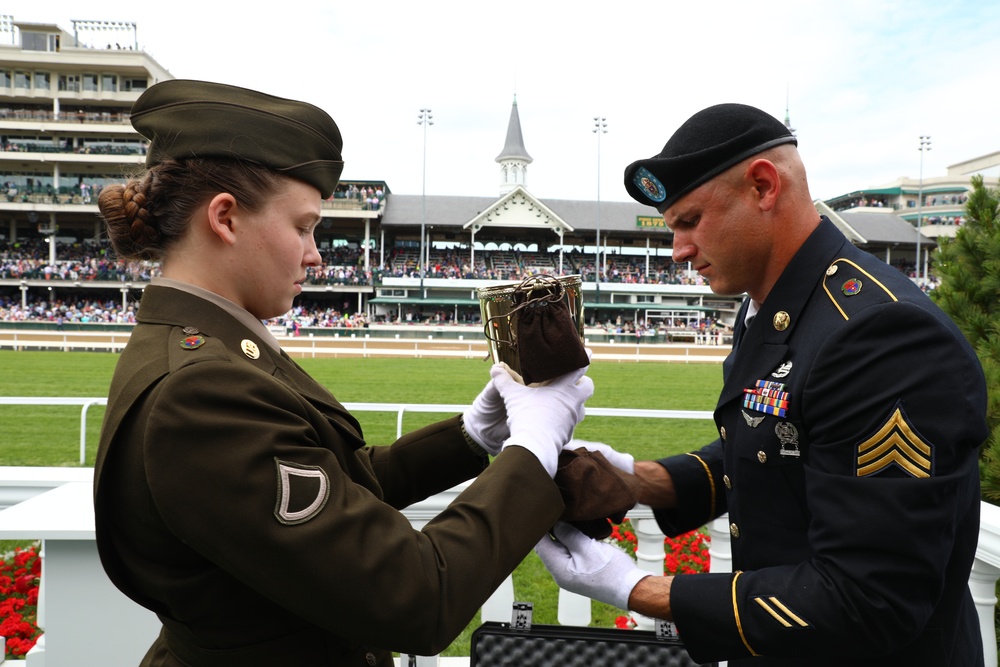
(274, 458, 330, 525)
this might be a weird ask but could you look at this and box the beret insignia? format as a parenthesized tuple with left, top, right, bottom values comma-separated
(632, 167, 667, 203)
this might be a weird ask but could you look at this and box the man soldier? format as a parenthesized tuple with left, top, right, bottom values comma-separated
(536, 103, 988, 666)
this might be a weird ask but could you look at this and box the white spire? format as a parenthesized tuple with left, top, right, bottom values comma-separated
(496, 95, 532, 195)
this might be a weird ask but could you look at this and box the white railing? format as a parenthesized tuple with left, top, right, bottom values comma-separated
(0, 401, 997, 666)
(0, 397, 715, 466)
(0, 329, 731, 364)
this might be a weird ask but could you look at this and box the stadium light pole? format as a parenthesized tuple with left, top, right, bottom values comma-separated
(593, 116, 607, 303)
(916, 135, 931, 282)
(418, 108, 433, 298)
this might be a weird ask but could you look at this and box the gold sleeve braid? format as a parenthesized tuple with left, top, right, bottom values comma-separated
(732, 571, 760, 656)
(684, 452, 716, 522)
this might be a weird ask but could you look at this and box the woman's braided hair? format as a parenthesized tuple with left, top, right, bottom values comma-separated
(99, 158, 283, 262)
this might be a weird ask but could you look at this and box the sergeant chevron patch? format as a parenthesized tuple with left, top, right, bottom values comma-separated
(856, 404, 932, 478)
(753, 596, 811, 629)
(274, 458, 330, 525)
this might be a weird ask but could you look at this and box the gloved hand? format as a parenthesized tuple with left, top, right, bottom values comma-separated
(535, 521, 649, 611)
(564, 438, 635, 475)
(462, 377, 508, 456)
(492, 362, 594, 477)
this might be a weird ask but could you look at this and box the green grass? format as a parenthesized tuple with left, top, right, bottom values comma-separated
(0, 350, 723, 655)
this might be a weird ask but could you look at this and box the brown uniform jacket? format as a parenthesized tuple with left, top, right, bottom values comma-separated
(94, 285, 563, 666)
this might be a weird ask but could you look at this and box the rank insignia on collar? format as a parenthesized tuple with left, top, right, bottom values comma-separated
(179, 335, 205, 350)
(856, 403, 932, 478)
(771, 360, 793, 378)
(742, 410, 765, 428)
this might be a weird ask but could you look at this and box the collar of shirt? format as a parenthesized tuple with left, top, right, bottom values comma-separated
(744, 299, 760, 327)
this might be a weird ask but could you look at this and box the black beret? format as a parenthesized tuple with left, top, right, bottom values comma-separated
(624, 103, 796, 213)
(130, 79, 344, 198)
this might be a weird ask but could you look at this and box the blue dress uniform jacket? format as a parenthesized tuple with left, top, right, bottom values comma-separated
(94, 286, 564, 667)
(654, 218, 988, 665)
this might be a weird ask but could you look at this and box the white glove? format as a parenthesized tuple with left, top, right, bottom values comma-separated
(492, 362, 594, 477)
(564, 438, 635, 475)
(535, 521, 649, 611)
(462, 378, 509, 456)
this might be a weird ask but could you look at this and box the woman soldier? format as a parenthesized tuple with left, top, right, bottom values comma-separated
(93, 79, 593, 666)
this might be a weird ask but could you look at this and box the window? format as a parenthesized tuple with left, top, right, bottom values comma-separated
(101, 74, 118, 92)
(20, 32, 48, 52)
(14, 71, 29, 89)
(34, 72, 51, 91)
(122, 77, 148, 92)
(59, 75, 80, 92)
(0, 71, 9, 89)
(82, 74, 98, 92)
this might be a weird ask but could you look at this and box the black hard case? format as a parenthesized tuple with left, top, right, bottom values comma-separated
(470, 621, 715, 667)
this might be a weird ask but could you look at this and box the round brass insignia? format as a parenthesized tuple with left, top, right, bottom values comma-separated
(773, 311, 791, 331)
(826, 264, 838, 276)
(241, 339, 261, 360)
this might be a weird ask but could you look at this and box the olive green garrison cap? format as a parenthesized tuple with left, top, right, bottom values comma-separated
(130, 79, 344, 198)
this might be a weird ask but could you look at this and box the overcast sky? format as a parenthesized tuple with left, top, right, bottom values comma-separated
(7, 0, 1000, 204)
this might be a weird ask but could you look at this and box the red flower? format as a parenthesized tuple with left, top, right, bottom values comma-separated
(0, 543, 41, 659)
(614, 615, 637, 630)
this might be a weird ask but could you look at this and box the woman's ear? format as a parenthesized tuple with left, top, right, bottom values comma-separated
(206, 193, 239, 245)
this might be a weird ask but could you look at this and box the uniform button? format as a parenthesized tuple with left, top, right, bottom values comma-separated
(723, 474, 732, 490)
(757, 451, 767, 464)
(365, 652, 377, 666)
(730, 523, 740, 539)
(720, 426, 727, 441)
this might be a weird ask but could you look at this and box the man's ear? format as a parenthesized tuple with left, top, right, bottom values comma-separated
(746, 158, 781, 212)
(206, 193, 239, 246)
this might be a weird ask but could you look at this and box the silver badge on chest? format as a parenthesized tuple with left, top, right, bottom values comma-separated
(742, 410, 764, 428)
(775, 422, 800, 457)
(771, 360, 793, 378)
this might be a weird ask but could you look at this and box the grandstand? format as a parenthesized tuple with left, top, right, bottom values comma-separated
(0, 14, 967, 340)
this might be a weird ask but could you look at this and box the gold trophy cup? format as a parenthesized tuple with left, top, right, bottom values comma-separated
(477, 274, 585, 381)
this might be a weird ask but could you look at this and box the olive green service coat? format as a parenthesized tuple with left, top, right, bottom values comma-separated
(94, 285, 563, 667)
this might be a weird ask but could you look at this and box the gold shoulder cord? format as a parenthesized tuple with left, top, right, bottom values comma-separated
(822, 258, 898, 321)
